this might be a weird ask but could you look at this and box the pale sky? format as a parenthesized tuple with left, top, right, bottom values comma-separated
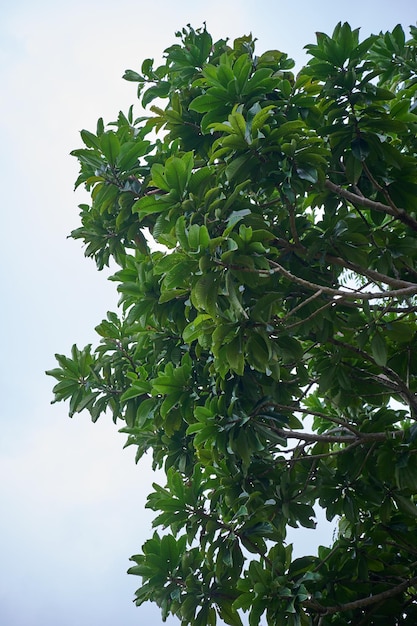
(1, 1, 416, 625)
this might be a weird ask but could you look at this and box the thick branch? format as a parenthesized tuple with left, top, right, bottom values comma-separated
(325, 180, 396, 215)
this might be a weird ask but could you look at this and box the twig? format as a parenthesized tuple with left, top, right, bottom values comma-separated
(287, 441, 363, 463)
(362, 162, 400, 214)
(281, 289, 323, 321)
(285, 299, 335, 330)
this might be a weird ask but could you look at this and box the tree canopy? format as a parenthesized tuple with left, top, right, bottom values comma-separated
(47, 22, 417, 625)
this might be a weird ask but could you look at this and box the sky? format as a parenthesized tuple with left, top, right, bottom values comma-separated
(0, 1, 416, 625)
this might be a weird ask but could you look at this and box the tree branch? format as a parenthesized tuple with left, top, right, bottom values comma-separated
(287, 440, 363, 462)
(326, 253, 415, 289)
(280, 289, 324, 321)
(305, 575, 417, 615)
(325, 179, 417, 232)
(262, 402, 361, 436)
(268, 426, 401, 444)
(329, 337, 417, 414)
(266, 260, 417, 300)
(362, 161, 400, 215)
(272, 236, 415, 290)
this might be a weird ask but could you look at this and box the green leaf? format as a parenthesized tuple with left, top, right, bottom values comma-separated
(251, 105, 275, 134)
(296, 165, 318, 183)
(344, 152, 363, 184)
(121, 379, 152, 401)
(150, 163, 170, 192)
(225, 155, 252, 182)
(191, 274, 218, 316)
(183, 314, 212, 344)
(123, 69, 143, 82)
(371, 332, 387, 367)
(100, 132, 120, 165)
(80, 129, 101, 150)
(224, 209, 251, 235)
(393, 495, 417, 518)
(225, 334, 244, 375)
(117, 141, 150, 171)
(189, 92, 228, 113)
(218, 599, 244, 626)
(164, 156, 190, 198)
(351, 137, 370, 161)
(142, 82, 170, 107)
(134, 398, 156, 427)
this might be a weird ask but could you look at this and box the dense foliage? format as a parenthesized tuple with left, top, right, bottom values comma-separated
(47, 23, 417, 625)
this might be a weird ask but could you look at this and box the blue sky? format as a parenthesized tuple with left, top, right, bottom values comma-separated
(1, 1, 416, 625)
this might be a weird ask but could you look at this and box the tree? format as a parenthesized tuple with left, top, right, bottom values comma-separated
(46, 22, 417, 625)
